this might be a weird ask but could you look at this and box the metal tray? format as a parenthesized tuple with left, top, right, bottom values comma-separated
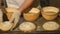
(0, 16, 60, 34)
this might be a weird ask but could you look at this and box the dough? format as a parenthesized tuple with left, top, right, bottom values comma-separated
(19, 22, 36, 32)
(1, 21, 13, 31)
(29, 8, 40, 13)
(43, 21, 60, 31)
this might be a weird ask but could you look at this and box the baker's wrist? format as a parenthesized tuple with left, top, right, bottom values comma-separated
(17, 8, 23, 12)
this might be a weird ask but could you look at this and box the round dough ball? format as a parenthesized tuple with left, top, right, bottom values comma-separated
(43, 21, 60, 31)
(19, 22, 36, 32)
(29, 8, 40, 13)
(1, 21, 13, 31)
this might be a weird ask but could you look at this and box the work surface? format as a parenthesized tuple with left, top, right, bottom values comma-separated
(0, 16, 60, 34)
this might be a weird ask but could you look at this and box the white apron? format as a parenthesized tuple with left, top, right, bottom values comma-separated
(6, 0, 24, 8)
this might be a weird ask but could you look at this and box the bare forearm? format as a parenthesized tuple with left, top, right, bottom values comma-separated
(18, 0, 34, 12)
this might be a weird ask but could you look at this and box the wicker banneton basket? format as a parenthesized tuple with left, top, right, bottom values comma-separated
(5, 7, 17, 20)
(23, 8, 40, 22)
(42, 6, 59, 20)
(23, 13, 39, 22)
(6, 12, 13, 20)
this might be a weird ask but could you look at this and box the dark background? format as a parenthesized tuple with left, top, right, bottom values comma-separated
(40, 0, 60, 8)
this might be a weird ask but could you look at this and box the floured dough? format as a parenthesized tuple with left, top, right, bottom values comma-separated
(19, 22, 36, 32)
(43, 21, 60, 31)
(1, 21, 13, 31)
(29, 8, 40, 13)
